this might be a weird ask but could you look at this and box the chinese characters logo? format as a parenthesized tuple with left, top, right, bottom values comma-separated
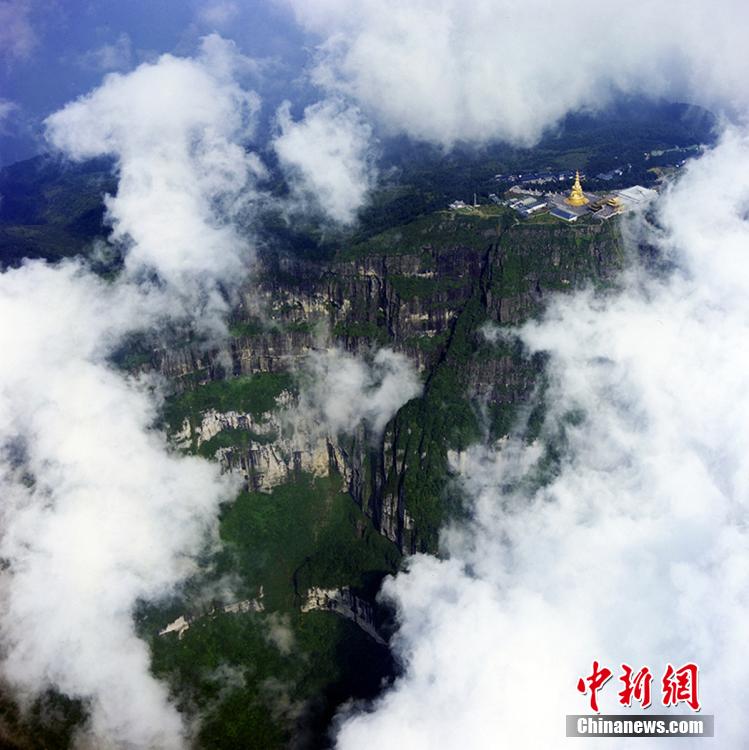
(577, 662, 700, 713)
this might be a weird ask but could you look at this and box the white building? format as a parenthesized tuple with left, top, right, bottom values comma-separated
(615, 185, 658, 210)
(517, 199, 548, 218)
(549, 206, 578, 222)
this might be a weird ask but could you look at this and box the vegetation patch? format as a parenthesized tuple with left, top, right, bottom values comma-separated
(137, 473, 400, 748)
(404, 332, 449, 353)
(332, 320, 388, 344)
(228, 318, 267, 338)
(218, 474, 400, 610)
(387, 274, 463, 301)
(197, 428, 279, 458)
(339, 211, 505, 261)
(164, 372, 295, 433)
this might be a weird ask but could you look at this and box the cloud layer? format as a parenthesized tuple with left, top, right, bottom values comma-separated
(0, 264, 238, 748)
(272, 99, 377, 224)
(335, 131, 749, 748)
(77, 33, 133, 73)
(4, 3, 749, 747)
(286, 0, 749, 147)
(46, 35, 265, 319)
(297, 347, 422, 436)
(277, 1, 749, 745)
(0, 37, 264, 747)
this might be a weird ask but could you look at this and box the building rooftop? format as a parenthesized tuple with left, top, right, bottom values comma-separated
(517, 199, 548, 218)
(593, 204, 622, 221)
(616, 185, 658, 207)
(550, 206, 578, 222)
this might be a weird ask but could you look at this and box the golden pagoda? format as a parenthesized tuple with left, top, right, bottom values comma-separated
(566, 171, 589, 207)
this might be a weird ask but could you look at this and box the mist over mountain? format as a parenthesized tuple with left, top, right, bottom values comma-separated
(0, 2, 748, 749)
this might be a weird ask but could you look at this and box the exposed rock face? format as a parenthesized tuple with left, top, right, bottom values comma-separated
(174, 405, 351, 494)
(301, 586, 385, 645)
(159, 615, 190, 639)
(217, 437, 349, 494)
(158, 592, 266, 640)
(173, 409, 275, 448)
(160, 214, 624, 553)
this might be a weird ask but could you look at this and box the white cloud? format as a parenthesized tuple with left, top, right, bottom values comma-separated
(0, 37, 266, 748)
(196, 1, 240, 29)
(263, 3, 749, 745)
(285, 0, 749, 147)
(265, 612, 295, 656)
(0, 263, 239, 748)
(335, 131, 749, 748)
(45, 35, 266, 327)
(273, 99, 377, 224)
(198, 31, 262, 81)
(297, 347, 421, 436)
(78, 33, 133, 72)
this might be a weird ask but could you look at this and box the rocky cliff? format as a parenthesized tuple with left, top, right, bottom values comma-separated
(159, 209, 623, 554)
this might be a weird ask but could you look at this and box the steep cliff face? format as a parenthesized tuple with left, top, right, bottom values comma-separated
(159, 209, 623, 554)
(174, 405, 351, 493)
(0, 104, 715, 750)
(133, 211, 625, 750)
(0, 186, 624, 748)
(372, 217, 624, 551)
(301, 586, 385, 645)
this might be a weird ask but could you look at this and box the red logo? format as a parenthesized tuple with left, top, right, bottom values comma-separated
(619, 664, 653, 709)
(577, 662, 700, 713)
(576, 661, 612, 713)
(662, 663, 700, 711)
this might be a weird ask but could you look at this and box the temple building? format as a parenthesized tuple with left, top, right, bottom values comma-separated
(589, 195, 623, 221)
(566, 171, 589, 206)
(501, 164, 657, 224)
